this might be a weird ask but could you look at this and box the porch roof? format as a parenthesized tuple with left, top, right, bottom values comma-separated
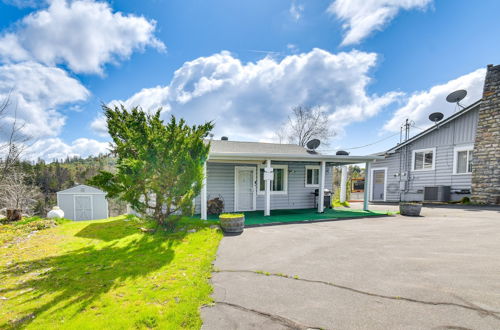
(208, 140, 382, 164)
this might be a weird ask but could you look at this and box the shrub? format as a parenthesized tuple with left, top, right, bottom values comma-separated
(219, 213, 244, 219)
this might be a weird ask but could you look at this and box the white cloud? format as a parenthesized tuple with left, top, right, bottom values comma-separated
(0, 0, 165, 74)
(94, 49, 400, 143)
(328, 0, 432, 46)
(289, 1, 304, 21)
(1, 0, 42, 8)
(383, 68, 485, 132)
(0, 61, 89, 138)
(25, 137, 109, 161)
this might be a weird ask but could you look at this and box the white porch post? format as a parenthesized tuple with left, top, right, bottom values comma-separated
(265, 159, 271, 216)
(201, 161, 208, 220)
(363, 161, 371, 211)
(340, 165, 348, 203)
(318, 161, 326, 213)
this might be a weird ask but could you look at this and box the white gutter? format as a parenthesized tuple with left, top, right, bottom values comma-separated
(209, 152, 383, 163)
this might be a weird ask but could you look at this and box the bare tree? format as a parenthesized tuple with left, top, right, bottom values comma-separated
(277, 105, 335, 147)
(0, 168, 41, 216)
(0, 93, 30, 181)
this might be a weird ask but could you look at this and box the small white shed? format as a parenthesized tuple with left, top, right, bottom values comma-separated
(56, 185, 109, 221)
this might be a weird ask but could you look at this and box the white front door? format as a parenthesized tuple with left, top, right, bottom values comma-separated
(74, 195, 92, 221)
(371, 169, 386, 201)
(235, 167, 256, 211)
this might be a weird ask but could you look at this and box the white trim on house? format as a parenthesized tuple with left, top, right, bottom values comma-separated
(305, 165, 320, 188)
(234, 166, 257, 212)
(453, 144, 474, 175)
(369, 167, 388, 202)
(411, 147, 436, 172)
(257, 164, 288, 195)
(73, 194, 93, 221)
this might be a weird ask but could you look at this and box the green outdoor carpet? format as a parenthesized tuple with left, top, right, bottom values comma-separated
(198, 208, 390, 226)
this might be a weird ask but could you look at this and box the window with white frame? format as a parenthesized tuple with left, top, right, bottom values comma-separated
(257, 164, 288, 194)
(454, 146, 473, 174)
(305, 165, 320, 187)
(412, 148, 435, 171)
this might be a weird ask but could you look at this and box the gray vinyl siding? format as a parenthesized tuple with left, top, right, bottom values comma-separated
(92, 197, 109, 220)
(57, 194, 75, 220)
(373, 106, 479, 202)
(195, 161, 333, 213)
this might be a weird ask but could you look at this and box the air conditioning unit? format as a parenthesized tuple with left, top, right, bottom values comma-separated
(424, 186, 451, 202)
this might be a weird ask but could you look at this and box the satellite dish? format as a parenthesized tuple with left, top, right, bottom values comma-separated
(336, 150, 349, 156)
(306, 139, 321, 151)
(428, 112, 444, 123)
(446, 89, 467, 109)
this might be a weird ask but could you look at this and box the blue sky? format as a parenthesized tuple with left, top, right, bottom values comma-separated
(0, 0, 499, 160)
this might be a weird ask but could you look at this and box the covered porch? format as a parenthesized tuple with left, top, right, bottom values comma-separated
(198, 207, 390, 226)
(199, 140, 384, 220)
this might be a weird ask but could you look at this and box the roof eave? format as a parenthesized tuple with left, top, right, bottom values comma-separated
(208, 152, 383, 163)
(387, 99, 482, 153)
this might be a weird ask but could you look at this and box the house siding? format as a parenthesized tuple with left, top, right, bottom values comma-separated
(372, 106, 479, 202)
(195, 161, 333, 213)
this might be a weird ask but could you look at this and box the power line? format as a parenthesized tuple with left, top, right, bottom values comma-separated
(322, 132, 400, 151)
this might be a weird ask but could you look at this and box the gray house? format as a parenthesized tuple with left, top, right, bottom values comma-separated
(196, 140, 380, 219)
(57, 185, 109, 221)
(369, 64, 500, 204)
(369, 101, 480, 202)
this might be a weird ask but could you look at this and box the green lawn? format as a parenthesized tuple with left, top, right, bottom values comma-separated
(0, 215, 222, 329)
(199, 208, 391, 226)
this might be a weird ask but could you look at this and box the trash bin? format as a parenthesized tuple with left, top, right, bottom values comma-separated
(314, 189, 332, 209)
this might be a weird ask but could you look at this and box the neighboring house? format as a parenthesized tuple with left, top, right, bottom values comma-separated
(196, 140, 381, 219)
(369, 64, 500, 204)
(57, 184, 109, 221)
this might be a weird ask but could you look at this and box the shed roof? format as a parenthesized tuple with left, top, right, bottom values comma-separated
(57, 184, 106, 195)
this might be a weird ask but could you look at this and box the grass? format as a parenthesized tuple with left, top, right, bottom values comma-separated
(199, 208, 390, 226)
(0, 215, 222, 329)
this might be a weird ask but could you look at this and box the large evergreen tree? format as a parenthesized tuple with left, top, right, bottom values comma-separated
(90, 105, 213, 228)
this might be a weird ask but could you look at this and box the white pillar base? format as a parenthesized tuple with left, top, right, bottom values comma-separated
(201, 161, 208, 220)
(340, 165, 348, 203)
(265, 159, 271, 216)
(318, 161, 326, 213)
(363, 161, 371, 211)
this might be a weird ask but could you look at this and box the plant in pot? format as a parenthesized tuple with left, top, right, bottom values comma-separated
(219, 213, 245, 233)
(399, 200, 422, 216)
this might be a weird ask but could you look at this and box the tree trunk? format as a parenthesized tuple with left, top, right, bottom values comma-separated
(7, 209, 22, 221)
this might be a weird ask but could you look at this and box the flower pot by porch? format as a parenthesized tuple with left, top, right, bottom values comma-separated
(219, 213, 245, 233)
(399, 202, 422, 216)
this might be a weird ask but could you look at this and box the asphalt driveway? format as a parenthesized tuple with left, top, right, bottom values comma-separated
(201, 205, 500, 329)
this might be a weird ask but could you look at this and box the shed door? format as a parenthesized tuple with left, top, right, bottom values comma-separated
(75, 195, 92, 221)
(372, 170, 386, 201)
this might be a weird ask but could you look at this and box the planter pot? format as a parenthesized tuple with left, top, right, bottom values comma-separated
(219, 214, 245, 233)
(399, 203, 422, 216)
